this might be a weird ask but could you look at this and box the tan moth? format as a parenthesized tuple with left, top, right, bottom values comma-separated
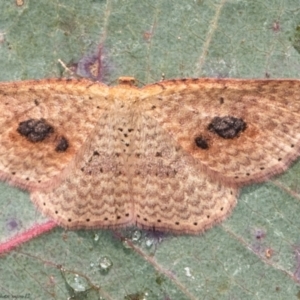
(0, 77, 299, 233)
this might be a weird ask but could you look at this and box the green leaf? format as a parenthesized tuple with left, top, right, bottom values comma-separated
(1, 0, 300, 299)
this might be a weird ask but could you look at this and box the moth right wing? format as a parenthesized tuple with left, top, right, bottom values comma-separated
(140, 78, 300, 186)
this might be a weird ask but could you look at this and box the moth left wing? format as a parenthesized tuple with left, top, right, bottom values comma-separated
(140, 78, 300, 186)
(0, 79, 109, 190)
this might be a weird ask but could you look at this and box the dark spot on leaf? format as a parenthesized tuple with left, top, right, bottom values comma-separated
(254, 229, 265, 240)
(6, 219, 20, 231)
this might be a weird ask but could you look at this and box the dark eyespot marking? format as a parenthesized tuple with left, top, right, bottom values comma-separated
(117, 216, 121, 220)
(151, 105, 156, 109)
(128, 128, 134, 132)
(86, 218, 90, 222)
(157, 219, 161, 223)
(55, 136, 69, 152)
(125, 213, 129, 217)
(208, 116, 246, 139)
(93, 151, 99, 156)
(143, 218, 148, 221)
(195, 136, 209, 149)
(34, 99, 39, 106)
(175, 222, 180, 225)
(155, 152, 162, 157)
(17, 118, 54, 142)
(193, 222, 198, 226)
(219, 97, 224, 104)
(68, 218, 72, 222)
(104, 217, 108, 221)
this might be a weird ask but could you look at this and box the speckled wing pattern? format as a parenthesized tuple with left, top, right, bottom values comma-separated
(1, 78, 300, 233)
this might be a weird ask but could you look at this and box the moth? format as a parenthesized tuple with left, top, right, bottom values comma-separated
(0, 77, 299, 233)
